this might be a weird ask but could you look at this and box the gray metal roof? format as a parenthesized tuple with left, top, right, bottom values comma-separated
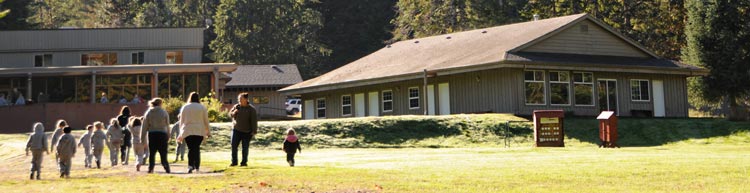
(225, 64, 302, 87)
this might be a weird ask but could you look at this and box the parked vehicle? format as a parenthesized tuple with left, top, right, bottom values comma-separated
(285, 99, 301, 115)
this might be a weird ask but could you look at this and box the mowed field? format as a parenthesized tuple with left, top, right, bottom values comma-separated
(0, 117, 748, 192)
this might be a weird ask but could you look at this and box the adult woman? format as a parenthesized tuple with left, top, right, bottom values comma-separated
(177, 92, 211, 173)
(141, 98, 171, 173)
(117, 106, 132, 165)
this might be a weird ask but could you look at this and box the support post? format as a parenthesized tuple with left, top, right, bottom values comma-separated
(91, 71, 96, 104)
(26, 73, 32, 102)
(153, 69, 159, 99)
(213, 67, 220, 99)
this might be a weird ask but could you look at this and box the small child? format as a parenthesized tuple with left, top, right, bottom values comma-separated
(25, 122, 49, 180)
(50, 120, 67, 154)
(55, 127, 76, 178)
(78, 125, 94, 168)
(130, 117, 147, 171)
(106, 118, 124, 166)
(170, 121, 185, 162)
(91, 121, 109, 169)
(282, 128, 302, 167)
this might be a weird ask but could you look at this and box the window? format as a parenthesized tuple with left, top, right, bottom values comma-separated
(131, 52, 145, 64)
(341, 95, 352, 116)
(573, 72, 594, 106)
(166, 51, 183, 64)
(252, 96, 270, 104)
(34, 54, 52, 67)
(316, 98, 326, 118)
(631, 79, 650, 101)
(382, 90, 393, 112)
(549, 71, 570, 105)
(524, 70, 545, 105)
(408, 87, 420, 109)
(81, 53, 117, 66)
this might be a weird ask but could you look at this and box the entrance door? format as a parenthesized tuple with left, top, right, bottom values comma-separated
(355, 93, 366, 117)
(597, 79, 618, 114)
(427, 85, 436, 115)
(653, 80, 665, 117)
(438, 83, 450, 115)
(303, 100, 314, 120)
(368, 92, 379, 116)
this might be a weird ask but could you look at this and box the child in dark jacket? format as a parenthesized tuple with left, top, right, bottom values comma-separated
(282, 129, 302, 167)
(26, 122, 49, 180)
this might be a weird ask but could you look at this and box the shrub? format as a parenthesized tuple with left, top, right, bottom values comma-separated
(201, 92, 231, 123)
(162, 97, 185, 122)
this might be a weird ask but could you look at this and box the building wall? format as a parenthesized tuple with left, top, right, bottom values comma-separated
(223, 89, 289, 118)
(0, 28, 203, 52)
(0, 49, 202, 68)
(0, 103, 149, 134)
(523, 20, 650, 58)
(299, 68, 690, 119)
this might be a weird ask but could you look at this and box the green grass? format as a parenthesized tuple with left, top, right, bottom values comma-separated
(0, 116, 749, 192)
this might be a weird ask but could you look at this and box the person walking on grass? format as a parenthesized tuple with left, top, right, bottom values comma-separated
(118, 106, 132, 165)
(171, 118, 185, 163)
(141, 98, 171, 173)
(50, 120, 67, 156)
(229, 92, 257, 167)
(130, 117, 147, 171)
(55, 127, 76, 178)
(26, 122, 49, 180)
(282, 128, 302, 167)
(91, 121, 108, 169)
(77, 125, 94, 168)
(177, 92, 211, 173)
(106, 118, 123, 166)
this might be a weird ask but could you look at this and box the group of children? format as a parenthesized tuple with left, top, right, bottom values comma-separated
(25, 119, 304, 180)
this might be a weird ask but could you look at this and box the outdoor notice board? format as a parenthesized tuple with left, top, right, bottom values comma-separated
(533, 110, 565, 147)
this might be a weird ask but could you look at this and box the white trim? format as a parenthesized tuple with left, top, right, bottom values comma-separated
(524, 70, 546, 105)
(408, 87, 420, 109)
(573, 72, 595, 106)
(316, 98, 326, 119)
(549, 71, 571, 106)
(382, 90, 393, 112)
(341, 94, 352, 117)
(630, 79, 651, 102)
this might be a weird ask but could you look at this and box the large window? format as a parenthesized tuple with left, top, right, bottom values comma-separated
(316, 98, 326, 118)
(524, 70, 545, 105)
(95, 75, 151, 104)
(549, 71, 570, 105)
(81, 53, 117, 66)
(631, 79, 650, 101)
(157, 73, 212, 100)
(573, 72, 594, 106)
(34, 54, 52, 67)
(341, 95, 352, 116)
(408, 87, 420, 109)
(166, 51, 183, 64)
(382, 90, 393, 112)
(131, 52, 145, 64)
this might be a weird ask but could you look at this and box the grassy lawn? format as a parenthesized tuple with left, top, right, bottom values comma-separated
(0, 115, 748, 192)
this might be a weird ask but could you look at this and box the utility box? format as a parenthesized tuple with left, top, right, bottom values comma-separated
(597, 111, 619, 148)
(533, 110, 565, 147)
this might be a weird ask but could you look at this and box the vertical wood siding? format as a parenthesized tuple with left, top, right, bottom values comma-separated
(523, 20, 650, 58)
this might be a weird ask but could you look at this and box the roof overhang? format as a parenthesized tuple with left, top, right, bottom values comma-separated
(0, 63, 237, 77)
(279, 60, 708, 95)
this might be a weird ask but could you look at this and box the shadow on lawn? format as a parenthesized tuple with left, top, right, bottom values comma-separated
(564, 117, 750, 147)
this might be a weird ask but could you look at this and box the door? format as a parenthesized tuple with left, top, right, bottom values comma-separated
(438, 83, 450, 115)
(355, 93, 366, 117)
(427, 85, 436, 115)
(653, 80, 665, 117)
(597, 79, 618, 114)
(368, 92, 379, 116)
(303, 100, 314, 120)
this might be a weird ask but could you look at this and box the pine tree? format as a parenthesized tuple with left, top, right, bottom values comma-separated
(0, 0, 34, 29)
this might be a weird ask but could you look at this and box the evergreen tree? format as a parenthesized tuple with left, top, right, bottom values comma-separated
(0, 0, 9, 19)
(0, 0, 33, 29)
(683, 0, 750, 120)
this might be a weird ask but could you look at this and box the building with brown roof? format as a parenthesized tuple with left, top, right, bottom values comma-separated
(222, 64, 302, 118)
(280, 13, 707, 119)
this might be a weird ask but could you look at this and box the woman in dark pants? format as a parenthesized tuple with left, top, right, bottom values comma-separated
(177, 92, 211, 173)
(141, 98, 171, 173)
(117, 106, 132, 165)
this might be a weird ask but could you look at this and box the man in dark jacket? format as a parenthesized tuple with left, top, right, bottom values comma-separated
(229, 92, 258, 167)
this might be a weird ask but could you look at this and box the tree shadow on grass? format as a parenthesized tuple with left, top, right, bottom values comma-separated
(564, 117, 750, 147)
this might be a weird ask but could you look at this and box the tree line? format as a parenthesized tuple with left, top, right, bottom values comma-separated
(0, 0, 748, 120)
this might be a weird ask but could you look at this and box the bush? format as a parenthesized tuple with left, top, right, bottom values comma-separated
(201, 93, 231, 123)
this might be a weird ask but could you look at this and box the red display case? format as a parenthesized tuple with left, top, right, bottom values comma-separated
(597, 111, 619, 148)
(533, 110, 565, 147)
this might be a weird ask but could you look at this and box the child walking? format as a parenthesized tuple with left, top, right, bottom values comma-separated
(91, 121, 108, 169)
(55, 127, 76, 178)
(170, 121, 185, 162)
(282, 129, 302, 167)
(25, 122, 49, 180)
(106, 118, 123, 166)
(130, 117, 147, 171)
(78, 125, 94, 168)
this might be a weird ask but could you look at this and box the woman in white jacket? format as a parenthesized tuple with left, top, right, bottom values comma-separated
(177, 92, 211, 173)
